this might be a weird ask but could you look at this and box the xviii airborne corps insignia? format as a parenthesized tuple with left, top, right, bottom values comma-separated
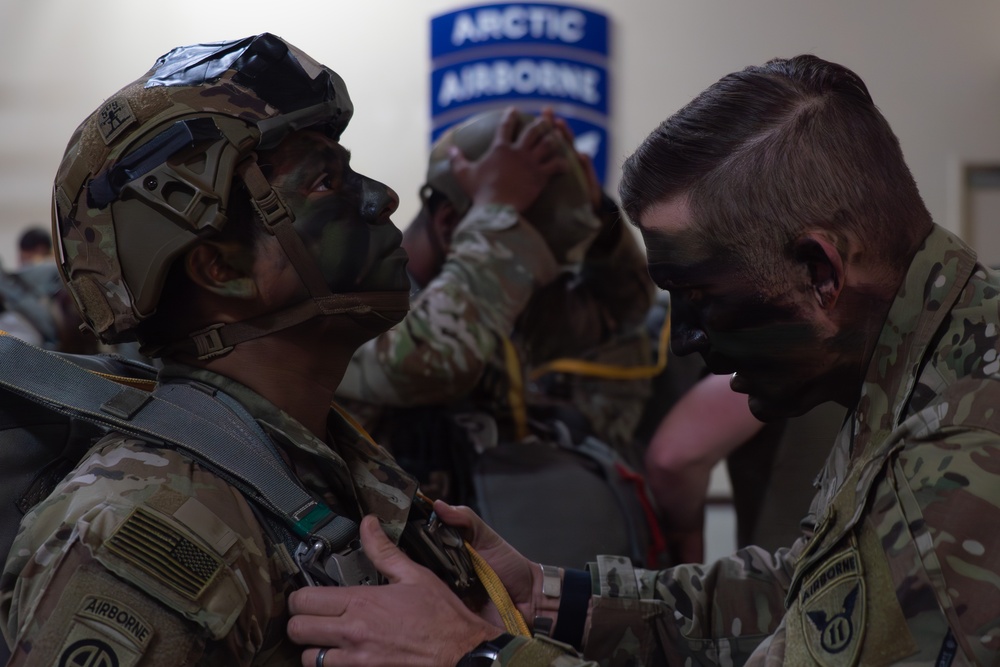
(800, 547, 866, 666)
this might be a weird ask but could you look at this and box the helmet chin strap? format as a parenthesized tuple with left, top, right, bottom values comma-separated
(146, 156, 409, 360)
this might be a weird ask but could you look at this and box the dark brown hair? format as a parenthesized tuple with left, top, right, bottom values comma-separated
(620, 55, 933, 284)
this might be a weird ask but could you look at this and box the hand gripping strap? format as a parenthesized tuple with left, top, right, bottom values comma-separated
(0, 333, 356, 553)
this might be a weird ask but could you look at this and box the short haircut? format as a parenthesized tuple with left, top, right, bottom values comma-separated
(620, 55, 933, 285)
(18, 226, 52, 253)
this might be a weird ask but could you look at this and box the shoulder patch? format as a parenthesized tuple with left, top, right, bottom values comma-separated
(799, 545, 865, 666)
(105, 506, 222, 601)
(57, 595, 155, 667)
(77, 595, 154, 649)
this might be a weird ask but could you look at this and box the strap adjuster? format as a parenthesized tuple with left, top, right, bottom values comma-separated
(189, 323, 233, 360)
(252, 187, 294, 229)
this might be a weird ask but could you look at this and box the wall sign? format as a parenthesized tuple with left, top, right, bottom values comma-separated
(431, 3, 611, 184)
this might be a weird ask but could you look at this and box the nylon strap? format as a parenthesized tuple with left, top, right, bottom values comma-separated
(237, 157, 332, 299)
(0, 332, 356, 552)
(154, 291, 409, 360)
(501, 337, 530, 441)
(527, 310, 670, 382)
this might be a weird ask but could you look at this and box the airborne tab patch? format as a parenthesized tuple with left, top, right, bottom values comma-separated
(800, 547, 866, 667)
(57, 596, 154, 667)
(97, 96, 136, 145)
(78, 596, 153, 649)
(106, 506, 222, 601)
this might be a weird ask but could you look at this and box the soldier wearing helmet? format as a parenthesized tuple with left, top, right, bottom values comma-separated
(334, 109, 657, 560)
(0, 34, 566, 666)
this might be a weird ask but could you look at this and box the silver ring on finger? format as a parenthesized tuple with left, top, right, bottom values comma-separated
(316, 648, 328, 667)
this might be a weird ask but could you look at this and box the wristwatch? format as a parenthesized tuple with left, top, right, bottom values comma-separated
(455, 633, 516, 666)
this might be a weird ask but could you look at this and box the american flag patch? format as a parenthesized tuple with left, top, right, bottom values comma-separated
(107, 507, 222, 601)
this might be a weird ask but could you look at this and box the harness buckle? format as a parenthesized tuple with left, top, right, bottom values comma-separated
(293, 539, 379, 587)
(189, 323, 233, 360)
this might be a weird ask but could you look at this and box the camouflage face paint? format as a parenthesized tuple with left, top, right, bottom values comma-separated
(638, 200, 848, 420)
(264, 132, 410, 294)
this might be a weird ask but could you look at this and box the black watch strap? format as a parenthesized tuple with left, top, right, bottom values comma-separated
(455, 632, 516, 666)
(551, 568, 590, 648)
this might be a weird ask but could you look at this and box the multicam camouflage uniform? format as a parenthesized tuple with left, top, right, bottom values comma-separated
(494, 224, 1000, 666)
(337, 198, 655, 470)
(0, 363, 417, 666)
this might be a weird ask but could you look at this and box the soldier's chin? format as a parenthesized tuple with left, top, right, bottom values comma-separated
(747, 394, 795, 422)
(747, 391, 816, 422)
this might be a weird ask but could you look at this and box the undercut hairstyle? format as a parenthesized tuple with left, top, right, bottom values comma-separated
(620, 54, 934, 288)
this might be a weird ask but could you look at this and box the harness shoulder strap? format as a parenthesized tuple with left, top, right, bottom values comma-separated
(0, 334, 357, 554)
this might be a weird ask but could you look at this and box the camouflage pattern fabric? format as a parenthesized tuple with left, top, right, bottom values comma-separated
(0, 363, 417, 666)
(498, 224, 1000, 666)
(337, 199, 655, 464)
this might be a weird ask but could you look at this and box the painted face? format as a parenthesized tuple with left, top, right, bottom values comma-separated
(638, 197, 845, 420)
(262, 130, 410, 294)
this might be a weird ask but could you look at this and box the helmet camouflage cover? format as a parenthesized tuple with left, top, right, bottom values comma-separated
(425, 109, 600, 266)
(52, 33, 353, 343)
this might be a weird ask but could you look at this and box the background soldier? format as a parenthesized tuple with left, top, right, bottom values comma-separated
(335, 109, 658, 568)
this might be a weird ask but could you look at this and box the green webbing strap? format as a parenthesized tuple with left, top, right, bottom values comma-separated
(0, 333, 356, 552)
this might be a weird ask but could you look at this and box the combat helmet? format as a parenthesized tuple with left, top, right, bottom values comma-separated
(53, 33, 407, 357)
(425, 109, 600, 266)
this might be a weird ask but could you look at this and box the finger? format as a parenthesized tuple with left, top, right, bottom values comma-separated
(433, 501, 505, 549)
(577, 152, 602, 207)
(358, 514, 421, 584)
(552, 115, 576, 146)
(302, 646, 347, 667)
(432, 500, 477, 531)
(448, 145, 471, 180)
(528, 134, 560, 163)
(496, 107, 520, 145)
(288, 586, 350, 616)
(288, 613, 351, 647)
(536, 154, 570, 178)
(517, 115, 553, 150)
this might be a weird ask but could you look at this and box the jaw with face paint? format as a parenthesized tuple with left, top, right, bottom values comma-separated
(638, 198, 851, 421)
(262, 130, 411, 296)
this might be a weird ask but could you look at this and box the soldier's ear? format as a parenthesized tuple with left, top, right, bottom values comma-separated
(432, 200, 462, 248)
(183, 241, 258, 300)
(794, 232, 844, 311)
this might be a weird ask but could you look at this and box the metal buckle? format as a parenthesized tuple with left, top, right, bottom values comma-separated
(293, 539, 379, 587)
(188, 323, 233, 360)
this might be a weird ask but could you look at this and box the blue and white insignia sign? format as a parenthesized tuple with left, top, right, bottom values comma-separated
(430, 3, 611, 184)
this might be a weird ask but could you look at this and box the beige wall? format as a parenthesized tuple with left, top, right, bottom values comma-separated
(1, 0, 999, 269)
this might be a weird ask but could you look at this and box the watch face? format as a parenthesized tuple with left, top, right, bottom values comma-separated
(456, 656, 498, 667)
(456, 634, 514, 667)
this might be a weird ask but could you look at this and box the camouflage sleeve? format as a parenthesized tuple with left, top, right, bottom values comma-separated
(870, 385, 1000, 664)
(1, 436, 287, 666)
(579, 545, 801, 665)
(337, 204, 561, 405)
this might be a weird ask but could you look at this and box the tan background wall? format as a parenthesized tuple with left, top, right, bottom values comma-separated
(1, 0, 999, 270)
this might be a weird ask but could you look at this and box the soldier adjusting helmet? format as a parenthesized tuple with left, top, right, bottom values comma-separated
(425, 109, 601, 266)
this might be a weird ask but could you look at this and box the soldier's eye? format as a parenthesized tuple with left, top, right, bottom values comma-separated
(310, 173, 339, 193)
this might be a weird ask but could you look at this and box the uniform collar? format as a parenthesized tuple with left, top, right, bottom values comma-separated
(852, 224, 978, 457)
